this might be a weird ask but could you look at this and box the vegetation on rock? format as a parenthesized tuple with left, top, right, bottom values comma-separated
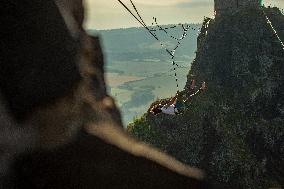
(128, 7, 284, 189)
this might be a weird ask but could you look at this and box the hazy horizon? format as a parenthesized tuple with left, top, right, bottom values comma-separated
(85, 0, 284, 30)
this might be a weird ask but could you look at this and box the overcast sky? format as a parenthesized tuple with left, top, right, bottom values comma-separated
(84, 0, 284, 30)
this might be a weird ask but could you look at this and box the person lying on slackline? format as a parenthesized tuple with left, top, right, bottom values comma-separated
(150, 81, 206, 116)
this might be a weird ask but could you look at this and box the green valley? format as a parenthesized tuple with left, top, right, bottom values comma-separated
(89, 24, 200, 125)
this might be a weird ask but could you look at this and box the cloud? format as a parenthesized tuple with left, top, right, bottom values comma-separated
(85, 0, 283, 29)
(134, 0, 189, 6)
(176, 0, 212, 8)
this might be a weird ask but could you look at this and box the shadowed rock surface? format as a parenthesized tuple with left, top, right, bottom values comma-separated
(0, 0, 207, 188)
(129, 6, 284, 189)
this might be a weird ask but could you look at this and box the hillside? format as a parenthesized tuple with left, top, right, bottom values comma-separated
(128, 7, 284, 188)
(89, 24, 201, 124)
(89, 24, 200, 63)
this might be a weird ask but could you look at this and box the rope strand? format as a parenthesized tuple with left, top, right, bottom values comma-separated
(117, 0, 198, 92)
(262, 8, 284, 50)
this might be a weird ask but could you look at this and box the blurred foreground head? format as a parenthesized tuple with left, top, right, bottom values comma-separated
(0, 0, 208, 188)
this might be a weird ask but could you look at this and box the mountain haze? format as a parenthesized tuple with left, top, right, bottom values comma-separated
(89, 24, 201, 124)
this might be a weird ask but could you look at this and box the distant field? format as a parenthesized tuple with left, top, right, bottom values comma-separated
(90, 24, 200, 126)
(106, 73, 145, 87)
(109, 88, 133, 105)
(107, 60, 173, 77)
(106, 60, 191, 124)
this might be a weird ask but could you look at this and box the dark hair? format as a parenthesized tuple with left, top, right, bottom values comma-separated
(150, 104, 163, 115)
(0, 0, 81, 121)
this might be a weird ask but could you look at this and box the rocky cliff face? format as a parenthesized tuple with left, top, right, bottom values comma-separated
(129, 7, 284, 189)
(214, 0, 260, 16)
